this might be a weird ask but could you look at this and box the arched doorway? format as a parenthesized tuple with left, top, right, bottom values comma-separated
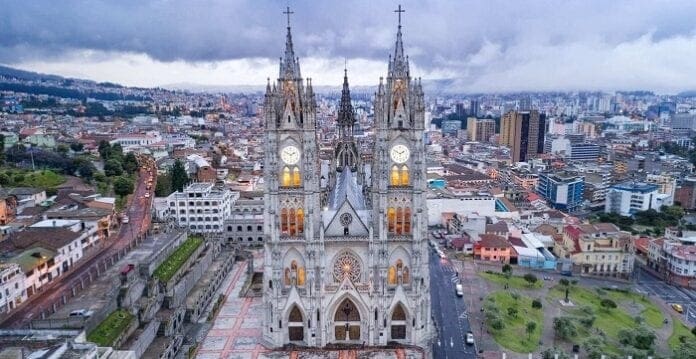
(391, 303, 407, 340)
(288, 305, 304, 341)
(334, 298, 361, 341)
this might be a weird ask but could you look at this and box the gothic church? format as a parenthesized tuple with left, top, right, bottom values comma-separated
(262, 6, 431, 351)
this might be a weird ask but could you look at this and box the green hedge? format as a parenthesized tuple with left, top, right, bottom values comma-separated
(153, 236, 203, 282)
(87, 309, 134, 347)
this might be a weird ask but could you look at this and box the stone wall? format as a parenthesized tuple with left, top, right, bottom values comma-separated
(126, 319, 160, 358)
(185, 249, 236, 322)
(165, 244, 212, 309)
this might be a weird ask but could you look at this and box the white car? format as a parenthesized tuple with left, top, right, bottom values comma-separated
(69, 309, 93, 318)
(122, 216, 130, 224)
(144, 192, 150, 198)
(455, 284, 464, 297)
(466, 331, 475, 345)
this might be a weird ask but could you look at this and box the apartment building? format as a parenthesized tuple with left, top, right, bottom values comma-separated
(0, 262, 26, 313)
(224, 191, 264, 245)
(166, 182, 236, 234)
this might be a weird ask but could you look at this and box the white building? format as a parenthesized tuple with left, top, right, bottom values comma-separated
(645, 173, 676, 206)
(605, 182, 668, 216)
(166, 182, 236, 234)
(0, 262, 26, 313)
(110, 131, 163, 152)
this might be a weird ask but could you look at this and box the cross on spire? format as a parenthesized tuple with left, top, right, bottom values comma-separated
(283, 6, 294, 28)
(394, 4, 405, 27)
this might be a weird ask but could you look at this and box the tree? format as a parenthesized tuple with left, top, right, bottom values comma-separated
(110, 143, 124, 161)
(56, 143, 69, 155)
(692, 326, 696, 337)
(98, 140, 111, 159)
(123, 152, 139, 174)
(583, 335, 605, 359)
(559, 278, 570, 287)
(490, 318, 505, 331)
(502, 264, 512, 276)
(673, 340, 696, 359)
(507, 307, 518, 318)
(171, 159, 189, 192)
(113, 176, 134, 197)
(77, 161, 95, 180)
(553, 316, 577, 340)
(155, 172, 173, 197)
(104, 159, 124, 177)
(69, 142, 84, 152)
(541, 348, 569, 359)
(600, 298, 617, 311)
(523, 273, 538, 287)
(0, 133, 4, 165)
(526, 321, 537, 339)
(532, 299, 542, 309)
(0, 173, 9, 186)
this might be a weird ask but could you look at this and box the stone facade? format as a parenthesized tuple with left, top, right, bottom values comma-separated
(262, 8, 431, 353)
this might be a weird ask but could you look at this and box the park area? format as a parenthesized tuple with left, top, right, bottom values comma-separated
(473, 264, 696, 358)
(153, 236, 203, 282)
(86, 309, 134, 347)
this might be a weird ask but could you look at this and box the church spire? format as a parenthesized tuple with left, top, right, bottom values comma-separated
(389, 4, 409, 79)
(337, 65, 355, 136)
(280, 6, 301, 79)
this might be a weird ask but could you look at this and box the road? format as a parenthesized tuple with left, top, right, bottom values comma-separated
(0, 160, 156, 328)
(430, 249, 476, 359)
(633, 266, 696, 325)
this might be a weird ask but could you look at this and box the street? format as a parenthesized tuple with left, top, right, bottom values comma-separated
(634, 266, 696, 325)
(430, 249, 476, 359)
(0, 161, 156, 328)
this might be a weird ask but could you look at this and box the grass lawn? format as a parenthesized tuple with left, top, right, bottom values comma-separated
(0, 168, 65, 189)
(87, 309, 134, 347)
(479, 271, 543, 290)
(668, 321, 694, 350)
(153, 236, 203, 282)
(548, 285, 666, 353)
(485, 291, 543, 353)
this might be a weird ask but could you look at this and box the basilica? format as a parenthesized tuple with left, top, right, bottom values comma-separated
(262, 6, 431, 352)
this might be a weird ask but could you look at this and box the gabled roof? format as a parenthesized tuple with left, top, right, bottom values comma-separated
(329, 167, 365, 210)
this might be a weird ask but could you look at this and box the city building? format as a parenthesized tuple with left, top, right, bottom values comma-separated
(224, 191, 264, 245)
(569, 143, 600, 161)
(0, 192, 17, 225)
(441, 119, 462, 136)
(166, 182, 236, 234)
(466, 117, 495, 142)
(0, 262, 26, 313)
(555, 223, 634, 277)
(500, 110, 544, 162)
(474, 234, 512, 263)
(262, 14, 431, 350)
(647, 238, 696, 288)
(645, 173, 677, 206)
(675, 177, 696, 210)
(605, 182, 667, 216)
(536, 172, 585, 213)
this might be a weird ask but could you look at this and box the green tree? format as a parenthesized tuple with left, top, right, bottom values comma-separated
(531, 299, 542, 309)
(0, 173, 9, 186)
(77, 161, 95, 180)
(56, 143, 70, 155)
(98, 140, 111, 159)
(0, 133, 5, 165)
(673, 340, 696, 359)
(110, 143, 124, 161)
(490, 318, 505, 331)
(523, 273, 538, 287)
(123, 152, 139, 174)
(113, 176, 134, 197)
(600, 298, 617, 311)
(583, 335, 605, 359)
(692, 326, 696, 337)
(526, 321, 537, 339)
(69, 142, 84, 152)
(104, 159, 124, 177)
(507, 307, 518, 318)
(171, 159, 189, 192)
(541, 348, 569, 359)
(502, 264, 512, 275)
(155, 172, 173, 197)
(553, 316, 577, 340)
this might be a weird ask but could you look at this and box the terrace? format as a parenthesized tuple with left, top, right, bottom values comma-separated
(153, 236, 204, 282)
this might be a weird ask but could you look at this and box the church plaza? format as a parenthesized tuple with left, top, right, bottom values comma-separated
(196, 250, 425, 359)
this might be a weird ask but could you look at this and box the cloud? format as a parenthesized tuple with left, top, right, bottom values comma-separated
(2, 0, 696, 92)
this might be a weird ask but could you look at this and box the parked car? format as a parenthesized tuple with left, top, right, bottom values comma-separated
(466, 331, 475, 345)
(69, 309, 93, 318)
(672, 303, 684, 313)
(122, 216, 129, 224)
(455, 284, 464, 297)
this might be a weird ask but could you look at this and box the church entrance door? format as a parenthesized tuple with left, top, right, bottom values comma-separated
(334, 298, 361, 341)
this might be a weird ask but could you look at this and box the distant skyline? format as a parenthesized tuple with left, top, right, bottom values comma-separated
(2, 0, 696, 93)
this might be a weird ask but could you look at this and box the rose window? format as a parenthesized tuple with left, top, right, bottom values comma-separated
(333, 252, 361, 283)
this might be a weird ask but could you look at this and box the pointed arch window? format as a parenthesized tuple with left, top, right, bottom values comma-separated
(292, 167, 301, 187)
(390, 165, 401, 186)
(288, 305, 304, 341)
(387, 207, 396, 233)
(391, 303, 407, 340)
(296, 208, 304, 235)
(404, 207, 411, 234)
(280, 208, 288, 234)
(282, 167, 292, 187)
(288, 209, 296, 236)
(400, 165, 410, 186)
(396, 207, 404, 234)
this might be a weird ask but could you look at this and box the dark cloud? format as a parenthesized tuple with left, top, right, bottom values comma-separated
(2, 0, 696, 91)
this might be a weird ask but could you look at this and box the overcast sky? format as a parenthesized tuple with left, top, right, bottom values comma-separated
(2, 0, 696, 93)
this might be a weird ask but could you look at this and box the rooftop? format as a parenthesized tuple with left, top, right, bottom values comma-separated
(611, 181, 659, 193)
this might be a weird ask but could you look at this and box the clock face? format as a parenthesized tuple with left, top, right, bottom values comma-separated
(390, 144, 410, 164)
(281, 145, 300, 165)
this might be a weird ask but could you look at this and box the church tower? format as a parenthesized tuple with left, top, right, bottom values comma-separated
(263, 6, 431, 353)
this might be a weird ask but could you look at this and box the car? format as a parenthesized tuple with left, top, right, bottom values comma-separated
(144, 193, 150, 198)
(466, 331, 474, 345)
(455, 284, 464, 297)
(69, 309, 93, 318)
(122, 216, 130, 224)
(672, 304, 684, 313)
